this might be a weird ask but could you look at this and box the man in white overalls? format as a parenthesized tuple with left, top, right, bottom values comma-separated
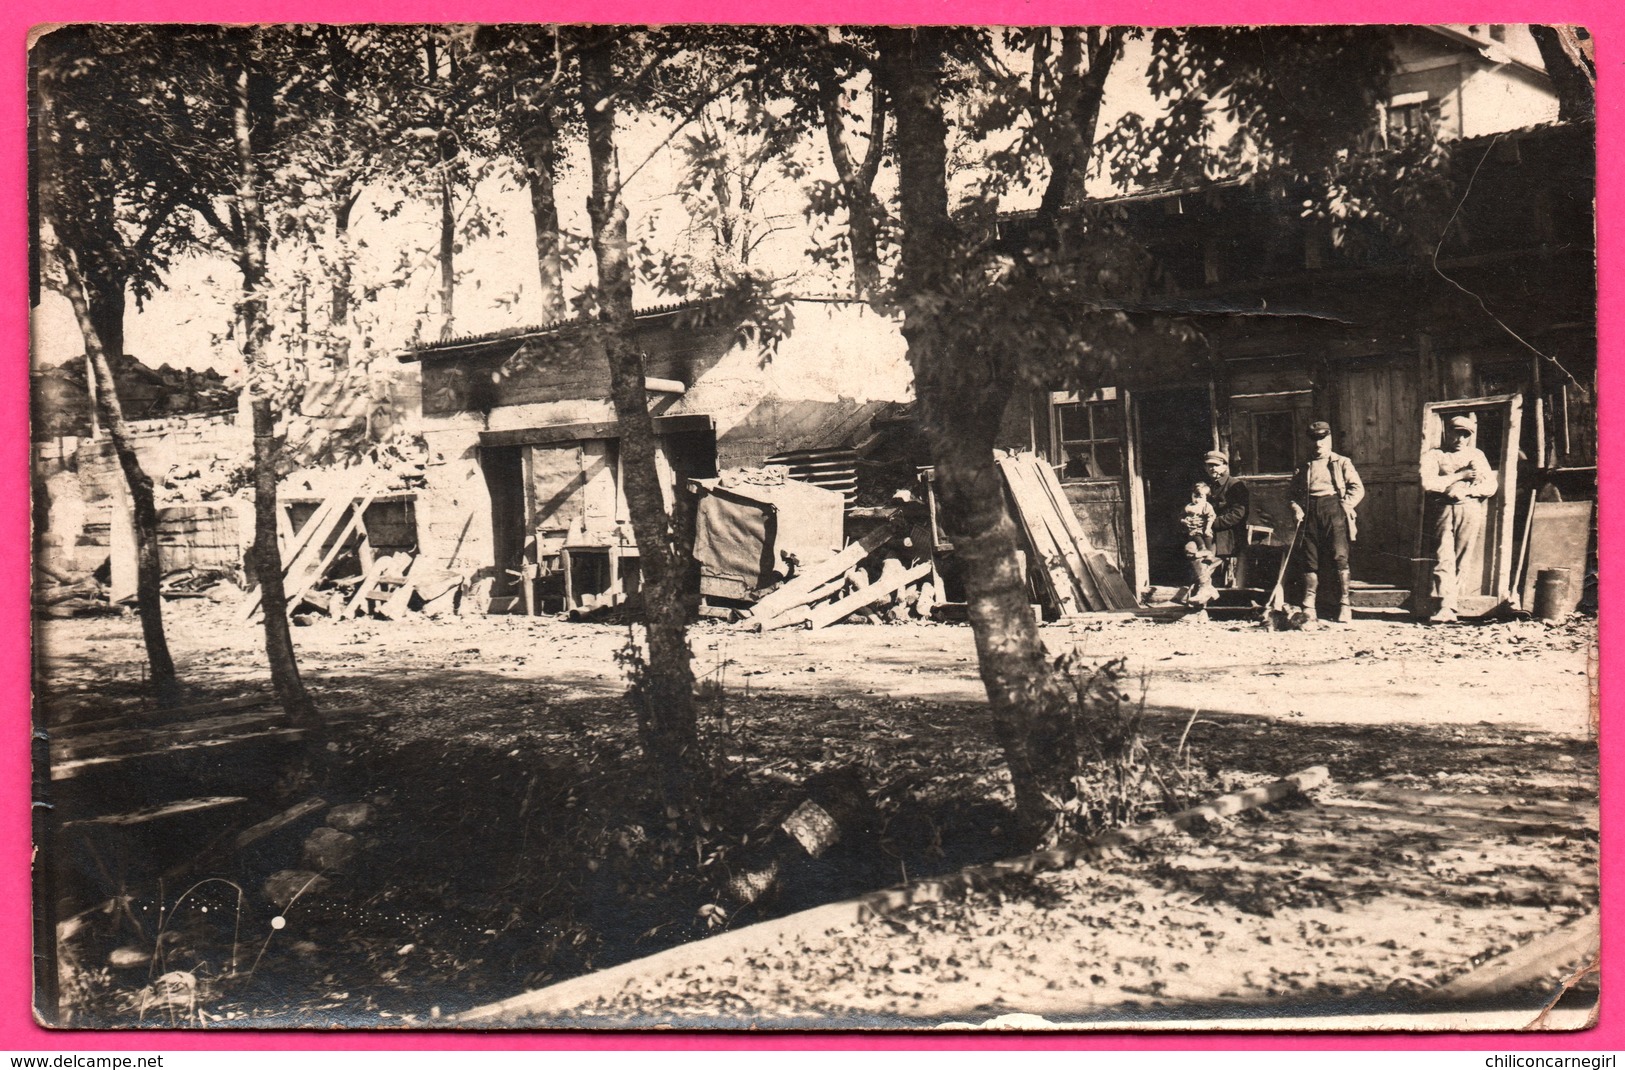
(1419, 413, 1499, 623)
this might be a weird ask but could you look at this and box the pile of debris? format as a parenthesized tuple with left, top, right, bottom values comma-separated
(159, 567, 238, 601)
(34, 575, 113, 619)
(738, 520, 937, 630)
(238, 491, 460, 625)
(696, 452, 1135, 629)
(686, 464, 940, 629)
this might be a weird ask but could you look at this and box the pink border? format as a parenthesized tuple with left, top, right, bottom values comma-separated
(4, 0, 1616, 1052)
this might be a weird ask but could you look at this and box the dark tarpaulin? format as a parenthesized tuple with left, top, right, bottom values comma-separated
(693, 475, 846, 598)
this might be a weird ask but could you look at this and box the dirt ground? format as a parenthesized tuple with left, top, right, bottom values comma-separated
(43, 602, 1597, 734)
(35, 602, 1599, 1029)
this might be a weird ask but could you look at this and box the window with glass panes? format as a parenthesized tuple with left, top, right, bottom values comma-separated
(1229, 391, 1311, 476)
(1051, 391, 1123, 480)
(1386, 91, 1438, 143)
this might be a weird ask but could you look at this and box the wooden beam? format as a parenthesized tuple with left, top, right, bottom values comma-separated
(1025, 456, 1104, 609)
(997, 454, 1080, 615)
(284, 495, 375, 616)
(47, 694, 276, 739)
(479, 413, 714, 449)
(51, 705, 379, 781)
(233, 797, 329, 851)
(238, 493, 349, 622)
(341, 555, 389, 618)
(742, 520, 897, 628)
(1028, 454, 1137, 610)
(1426, 913, 1598, 1003)
(61, 796, 248, 830)
(758, 575, 848, 631)
(1011, 454, 1099, 611)
(803, 560, 931, 629)
(377, 555, 425, 619)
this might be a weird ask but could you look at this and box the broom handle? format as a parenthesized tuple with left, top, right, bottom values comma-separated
(1268, 519, 1304, 604)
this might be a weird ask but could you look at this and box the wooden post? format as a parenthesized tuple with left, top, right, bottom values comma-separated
(521, 562, 536, 617)
(276, 503, 295, 557)
(1122, 390, 1149, 597)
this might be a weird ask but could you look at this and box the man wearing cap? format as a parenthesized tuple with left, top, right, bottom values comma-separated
(1289, 421, 1365, 623)
(1419, 413, 1499, 623)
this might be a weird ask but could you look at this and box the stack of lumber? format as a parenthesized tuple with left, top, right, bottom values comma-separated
(996, 451, 1136, 613)
(738, 520, 932, 630)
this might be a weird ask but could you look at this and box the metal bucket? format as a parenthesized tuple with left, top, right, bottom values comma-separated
(1533, 567, 1573, 622)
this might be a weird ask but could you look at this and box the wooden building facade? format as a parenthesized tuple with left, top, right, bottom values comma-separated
(1011, 121, 1595, 609)
(401, 300, 916, 611)
(405, 120, 1593, 617)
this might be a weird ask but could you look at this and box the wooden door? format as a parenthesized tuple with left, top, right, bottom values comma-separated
(1414, 394, 1523, 614)
(1049, 389, 1136, 593)
(1334, 361, 1422, 587)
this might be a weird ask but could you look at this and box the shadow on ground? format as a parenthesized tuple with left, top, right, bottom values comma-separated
(41, 648, 1597, 1027)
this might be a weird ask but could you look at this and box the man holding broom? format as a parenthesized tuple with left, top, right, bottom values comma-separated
(1289, 420, 1365, 624)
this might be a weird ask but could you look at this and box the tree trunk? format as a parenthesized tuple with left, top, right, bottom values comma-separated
(519, 110, 566, 324)
(878, 28, 1079, 844)
(248, 395, 317, 725)
(59, 260, 183, 709)
(820, 77, 886, 297)
(1035, 29, 1119, 227)
(580, 41, 699, 810)
(1529, 26, 1596, 123)
(35, 70, 181, 710)
(233, 36, 319, 728)
(848, 193, 881, 298)
(438, 140, 457, 339)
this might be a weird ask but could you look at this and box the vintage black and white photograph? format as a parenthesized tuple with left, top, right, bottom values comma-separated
(29, 23, 1598, 1030)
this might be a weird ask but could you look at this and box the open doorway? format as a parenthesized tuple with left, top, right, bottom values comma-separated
(1413, 393, 1523, 615)
(1135, 386, 1215, 588)
(481, 445, 527, 607)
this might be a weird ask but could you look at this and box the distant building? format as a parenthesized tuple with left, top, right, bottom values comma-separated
(1384, 26, 1560, 143)
(400, 27, 1588, 619)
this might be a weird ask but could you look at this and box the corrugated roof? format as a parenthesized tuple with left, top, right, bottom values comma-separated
(399, 294, 881, 363)
(399, 299, 711, 362)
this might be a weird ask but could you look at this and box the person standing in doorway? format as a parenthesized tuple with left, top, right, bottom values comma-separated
(1203, 450, 1252, 587)
(1289, 421, 1365, 623)
(1184, 450, 1251, 605)
(1419, 413, 1498, 623)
